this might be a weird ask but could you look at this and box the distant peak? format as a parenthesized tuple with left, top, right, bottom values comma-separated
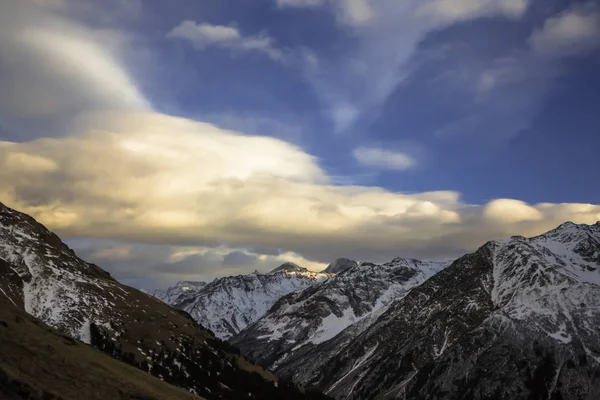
(557, 221, 577, 229)
(174, 281, 207, 291)
(269, 262, 307, 274)
(324, 258, 358, 274)
(542, 221, 588, 237)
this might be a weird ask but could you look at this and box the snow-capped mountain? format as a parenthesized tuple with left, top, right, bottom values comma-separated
(235, 221, 600, 399)
(231, 258, 449, 376)
(158, 264, 331, 339)
(150, 280, 207, 304)
(0, 202, 329, 400)
(323, 258, 358, 274)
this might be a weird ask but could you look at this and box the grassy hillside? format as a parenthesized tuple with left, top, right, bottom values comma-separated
(0, 296, 200, 400)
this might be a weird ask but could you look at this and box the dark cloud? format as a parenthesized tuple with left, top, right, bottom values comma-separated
(222, 251, 259, 266)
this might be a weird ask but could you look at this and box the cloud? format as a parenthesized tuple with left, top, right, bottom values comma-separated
(2, 109, 599, 270)
(277, 0, 374, 26)
(222, 251, 259, 266)
(529, 3, 600, 57)
(437, 3, 600, 142)
(277, 0, 324, 7)
(334, 0, 375, 26)
(287, 0, 532, 133)
(29, 0, 67, 9)
(0, 0, 149, 141)
(202, 112, 306, 144)
(167, 20, 283, 61)
(72, 239, 327, 288)
(416, 0, 528, 23)
(435, 50, 560, 142)
(483, 199, 543, 224)
(353, 146, 416, 170)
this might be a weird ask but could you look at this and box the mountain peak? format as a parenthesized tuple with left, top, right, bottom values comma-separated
(535, 220, 599, 243)
(324, 258, 358, 274)
(269, 262, 307, 274)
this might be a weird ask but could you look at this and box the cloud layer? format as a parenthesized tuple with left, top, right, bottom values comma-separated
(2, 110, 599, 270)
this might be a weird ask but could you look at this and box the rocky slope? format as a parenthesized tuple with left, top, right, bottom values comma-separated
(231, 258, 449, 379)
(240, 222, 600, 399)
(0, 202, 329, 400)
(158, 264, 331, 339)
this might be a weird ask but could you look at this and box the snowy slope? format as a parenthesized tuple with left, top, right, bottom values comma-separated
(231, 257, 449, 374)
(290, 221, 600, 400)
(0, 203, 123, 340)
(159, 266, 331, 339)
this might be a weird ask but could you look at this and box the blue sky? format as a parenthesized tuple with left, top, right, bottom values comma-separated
(1, 0, 600, 288)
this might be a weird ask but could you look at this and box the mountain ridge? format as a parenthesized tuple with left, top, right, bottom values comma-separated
(159, 265, 332, 339)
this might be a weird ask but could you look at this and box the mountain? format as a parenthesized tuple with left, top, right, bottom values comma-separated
(0, 202, 330, 400)
(237, 222, 600, 399)
(149, 280, 207, 304)
(270, 262, 306, 274)
(231, 258, 449, 379)
(323, 258, 358, 274)
(158, 265, 331, 339)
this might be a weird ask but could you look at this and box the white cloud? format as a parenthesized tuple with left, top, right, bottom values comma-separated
(0, 1, 149, 122)
(529, 3, 600, 57)
(277, 0, 374, 26)
(353, 146, 416, 170)
(483, 199, 543, 224)
(335, 0, 375, 26)
(416, 0, 528, 23)
(277, 0, 324, 7)
(167, 20, 283, 61)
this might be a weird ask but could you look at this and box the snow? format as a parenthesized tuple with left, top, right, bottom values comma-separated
(0, 287, 17, 307)
(546, 322, 572, 344)
(327, 342, 379, 392)
(79, 320, 92, 344)
(433, 327, 450, 358)
(309, 307, 359, 345)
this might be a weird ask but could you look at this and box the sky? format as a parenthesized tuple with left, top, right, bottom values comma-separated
(1, 0, 600, 289)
